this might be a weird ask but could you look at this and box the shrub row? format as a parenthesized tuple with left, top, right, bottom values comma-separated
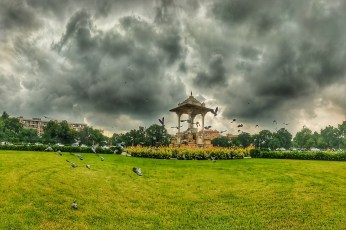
(126, 146, 250, 160)
(249, 149, 346, 161)
(0, 144, 122, 154)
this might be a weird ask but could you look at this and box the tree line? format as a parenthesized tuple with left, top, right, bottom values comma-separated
(212, 121, 346, 150)
(0, 111, 170, 147)
(1, 111, 345, 149)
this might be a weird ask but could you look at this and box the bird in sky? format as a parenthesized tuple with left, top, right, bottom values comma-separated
(204, 125, 212, 129)
(273, 120, 277, 124)
(158, 117, 165, 126)
(255, 125, 259, 128)
(220, 130, 227, 133)
(237, 124, 243, 128)
(212, 107, 218, 116)
(238, 130, 241, 133)
(283, 123, 289, 125)
(231, 119, 236, 123)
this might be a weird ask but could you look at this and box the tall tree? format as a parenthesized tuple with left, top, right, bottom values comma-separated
(235, 132, 252, 147)
(274, 128, 292, 149)
(293, 128, 313, 149)
(257, 130, 273, 149)
(320, 125, 340, 149)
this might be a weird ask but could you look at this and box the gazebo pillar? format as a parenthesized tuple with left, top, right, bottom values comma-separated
(177, 112, 182, 133)
(201, 112, 206, 147)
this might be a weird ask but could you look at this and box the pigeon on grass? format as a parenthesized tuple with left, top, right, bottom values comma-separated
(72, 200, 78, 209)
(132, 167, 142, 176)
(211, 156, 216, 163)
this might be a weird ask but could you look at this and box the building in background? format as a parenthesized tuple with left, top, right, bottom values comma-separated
(18, 116, 87, 135)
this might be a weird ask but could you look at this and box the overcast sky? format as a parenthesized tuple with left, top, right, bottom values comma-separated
(1, 0, 345, 136)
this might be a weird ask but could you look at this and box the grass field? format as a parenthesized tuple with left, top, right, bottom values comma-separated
(0, 150, 345, 229)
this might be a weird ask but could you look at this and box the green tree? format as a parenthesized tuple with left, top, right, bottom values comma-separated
(293, 128, 313, 149)
(320, 125, 340, 149)
(19, 128, 39, 143)
(257, 130, 273, 149)
(234, 132, 252, 147)
(274, 128, 292, 149)
(42, 121, 60, 144)
(78, 126, 107, 146)
(58, 120, 76, 144)
(338, 121, 346, 148)
(1, 111, 9, 119)
(211, 136, 231, 147)
(145, 124, 169, 146)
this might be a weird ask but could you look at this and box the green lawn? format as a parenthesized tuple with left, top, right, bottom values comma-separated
(0, 150, 345, 229)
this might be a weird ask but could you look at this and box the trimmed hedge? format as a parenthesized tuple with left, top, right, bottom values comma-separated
(249, 149, 346, 161)
(0, 144, 119, 154)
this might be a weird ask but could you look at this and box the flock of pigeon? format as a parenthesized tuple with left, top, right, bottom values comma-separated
(45, 145, 142, 209)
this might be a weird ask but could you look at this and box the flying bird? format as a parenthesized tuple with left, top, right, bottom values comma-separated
(238, 130, 241, 133)
(204, 125, 212, 129)
(283, 123, 289, 125)
(231, 119, 236, 123)
(132, 167, 142, 176)
(212, 107, 218, 116)
(210, 156, 216, 163)
(91, 145, 96, 153)
(220, 130, 227, 133)
(273, 120, 277, 124)
(158, 117, 165, 126)
(237, 124, 243, 128)
(255, 125, 259, 128)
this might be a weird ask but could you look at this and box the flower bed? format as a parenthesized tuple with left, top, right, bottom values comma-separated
(125, 146, 251, 160)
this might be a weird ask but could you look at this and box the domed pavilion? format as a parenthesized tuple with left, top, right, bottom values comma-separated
(169, 92, 216, 147)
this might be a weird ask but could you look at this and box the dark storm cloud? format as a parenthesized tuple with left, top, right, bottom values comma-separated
(54, 10, 94, 52)
(0, 1, 41, 36)
(193, 54, 227, 89)
(1, 0, 345, 134)
(206, 0, 346, 126)
(45, 7, 186, 123)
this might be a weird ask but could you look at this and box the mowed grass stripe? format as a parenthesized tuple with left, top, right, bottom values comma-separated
(0, 150, 345, 229)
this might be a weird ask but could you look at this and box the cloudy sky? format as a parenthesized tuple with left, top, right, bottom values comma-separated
(1, 0, 345, 136)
